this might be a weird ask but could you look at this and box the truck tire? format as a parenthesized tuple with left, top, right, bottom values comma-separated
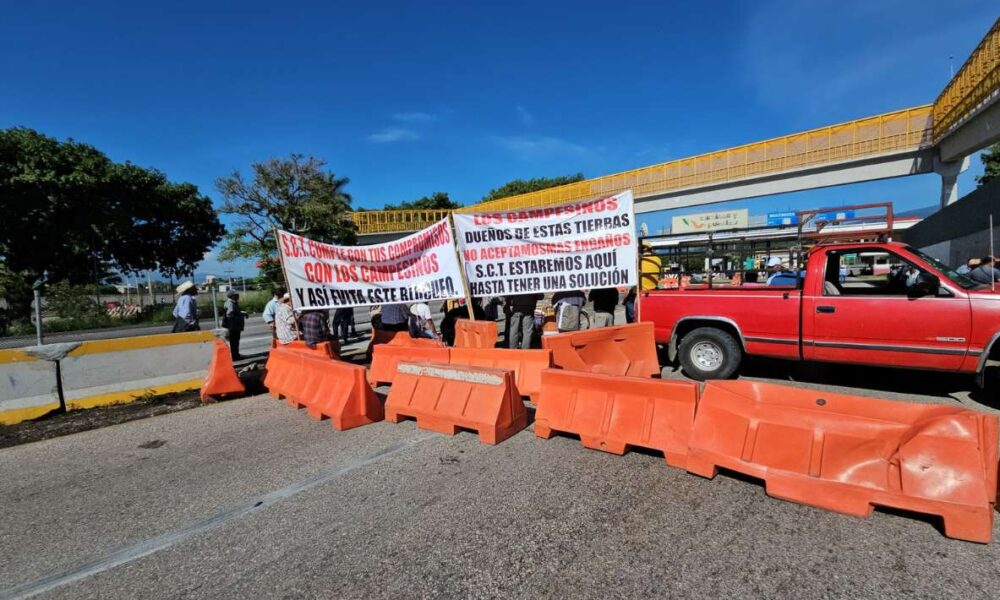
(678, 327, 742, 380)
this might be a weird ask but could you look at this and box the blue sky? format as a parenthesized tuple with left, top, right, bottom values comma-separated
(2, 0, 995, 277)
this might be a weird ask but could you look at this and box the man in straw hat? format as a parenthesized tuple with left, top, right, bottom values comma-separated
(171, 280, 200, 332)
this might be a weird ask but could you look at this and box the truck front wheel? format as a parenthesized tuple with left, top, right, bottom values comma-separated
(678, 327, 742, 380)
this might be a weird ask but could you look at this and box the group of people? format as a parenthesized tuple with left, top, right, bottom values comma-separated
(261, 288, 361, 350)
(171, 247, 665, 360)
(170, 280, 249, 361)
(957, 256, 1000, 285)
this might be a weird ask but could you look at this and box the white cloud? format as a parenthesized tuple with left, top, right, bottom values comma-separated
(516, 105, 535, 126)
(493, 135, 588, 160)
(392, 111, 436, 124)
(367, 128, 420, 143)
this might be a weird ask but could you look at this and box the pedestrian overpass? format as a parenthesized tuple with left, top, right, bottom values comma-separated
(351, 17, 1000, 239)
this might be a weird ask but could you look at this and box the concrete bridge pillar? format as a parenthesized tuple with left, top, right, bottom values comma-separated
(936, 155, 970, 208)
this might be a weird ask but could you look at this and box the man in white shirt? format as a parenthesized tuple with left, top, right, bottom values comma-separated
(262, 287, 285, 336)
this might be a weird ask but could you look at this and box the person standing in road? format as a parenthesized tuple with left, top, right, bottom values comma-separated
(171, 280, 200, 332)
(408, 303, 439, 340)
(274, 294, 297, 345)
(552, 289, 586, 332)
(262, 286, 285, 338)
(507, 292, 542, 349)
(379, 303, 410, 332)
(588, 287, 618, 327)
(331, 306, 354, 345)
(223, 290, 247, 360)
(440, 298, 485, 346)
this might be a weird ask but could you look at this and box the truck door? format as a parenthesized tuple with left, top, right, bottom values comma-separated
(808, 248, 971, 370)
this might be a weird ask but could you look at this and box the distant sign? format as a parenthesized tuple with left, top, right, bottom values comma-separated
(672, 209, 749, 234)
(766, 211, 799, 226)
(818, 210, 856, 221)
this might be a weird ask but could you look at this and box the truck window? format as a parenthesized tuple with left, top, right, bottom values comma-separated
(824, 249, 929, 296)
(906, 246, 981, 290)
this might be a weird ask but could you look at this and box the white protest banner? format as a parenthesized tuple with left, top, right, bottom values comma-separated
(276, 218, 466, 310)
(453, 190, 637, 296)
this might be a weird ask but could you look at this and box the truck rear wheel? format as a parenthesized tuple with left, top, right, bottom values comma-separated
(678, 327, 742, 380)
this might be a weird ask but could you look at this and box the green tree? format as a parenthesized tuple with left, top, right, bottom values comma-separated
(217, 154, 356, 284)
(977, 143, 1000, 187)
(45, 282, 105, 320)
(0, 127, 224, 317)
(481, 173, 586, 202)
(382, 191, 461, 210)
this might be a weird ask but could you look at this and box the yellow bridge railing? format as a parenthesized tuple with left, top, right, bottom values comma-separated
(933, 17, 1000, 141)
(460, 105, 932, 214)
(351, 106, 932, 233)
(348, 209, 453, 235)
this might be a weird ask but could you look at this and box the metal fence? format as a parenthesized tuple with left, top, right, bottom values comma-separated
(932, 17, 1000, 141)
(348, 209, 453, 235)
(460, 106, 933, 213)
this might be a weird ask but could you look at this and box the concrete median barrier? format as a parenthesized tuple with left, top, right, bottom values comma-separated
(59, 331, 216, 411)
(0, 348, 62, 425)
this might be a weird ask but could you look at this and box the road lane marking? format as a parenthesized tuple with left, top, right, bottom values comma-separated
(0, 433, 435, 600)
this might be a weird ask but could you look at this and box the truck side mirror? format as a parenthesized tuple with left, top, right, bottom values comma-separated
(908, 272, 940, 297)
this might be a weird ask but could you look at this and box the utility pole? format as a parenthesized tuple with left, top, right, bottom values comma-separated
(32, 274, 46, 346)
(206, 276, 220, 328)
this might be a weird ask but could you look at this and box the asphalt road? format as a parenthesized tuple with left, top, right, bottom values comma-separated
(0, 308, 376, 351)
(3, 370, 1000, 598)
(4, 309, 1000, 598)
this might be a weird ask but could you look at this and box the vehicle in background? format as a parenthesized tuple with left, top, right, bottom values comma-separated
(640, 241, 1000, 386)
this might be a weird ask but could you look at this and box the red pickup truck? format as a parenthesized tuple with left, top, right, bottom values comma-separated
(640, 241, 1000, 383)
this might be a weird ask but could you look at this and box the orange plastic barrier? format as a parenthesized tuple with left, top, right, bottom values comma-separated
(369, 344, 450, 386)
(541, 322, 659, 378)
(264, 346, 383, 430)
(453, 319, 498, 349)
(687, 380, 1000, 543)
(534, 369, 698, 467)
(659, 275, 679, 289)
(385, 362, 526, 444)
(366, 329, 442, 359)
(448, 347, 551, 401)
(200, 340, 245, 401)
(281, 340, 340, 359)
